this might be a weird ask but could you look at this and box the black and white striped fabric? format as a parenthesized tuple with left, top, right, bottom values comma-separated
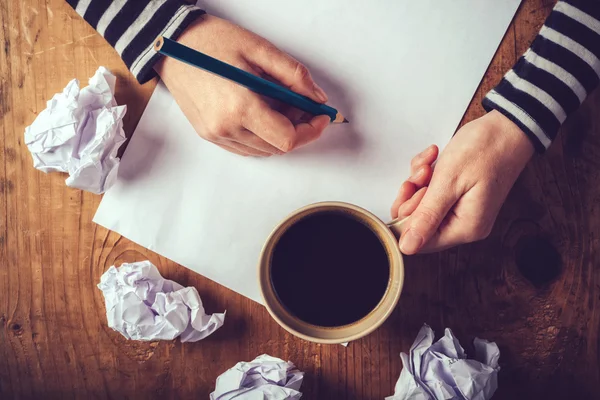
(68, 1, 599, 152)
(483, 0, 600, 152)
(66, 0, 205, 83)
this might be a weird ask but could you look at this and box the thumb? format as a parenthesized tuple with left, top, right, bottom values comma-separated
(399, 180, 458, 254)
(247, 41, 328, 103)
(293, 115, 331, 148)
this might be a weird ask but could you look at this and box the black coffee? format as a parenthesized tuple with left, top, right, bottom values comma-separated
(270, 211, 390, 327)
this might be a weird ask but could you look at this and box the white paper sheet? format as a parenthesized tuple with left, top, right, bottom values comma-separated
(211, 354, 304, 400)
(94, 0, 521, 302)
(386, 324, 500, 400)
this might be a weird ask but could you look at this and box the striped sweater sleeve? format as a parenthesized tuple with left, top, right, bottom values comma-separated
(66, 0, 205, 84)
(482, 0, 600, 153)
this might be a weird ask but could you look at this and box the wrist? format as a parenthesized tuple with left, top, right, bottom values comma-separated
(485, 109, 535, 164)
(154, 15, 209, 78)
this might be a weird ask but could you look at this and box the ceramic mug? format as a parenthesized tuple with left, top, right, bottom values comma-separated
(258, 201, 406, 344)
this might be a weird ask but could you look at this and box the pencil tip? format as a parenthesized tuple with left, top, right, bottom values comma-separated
(343, 118, 349, 123)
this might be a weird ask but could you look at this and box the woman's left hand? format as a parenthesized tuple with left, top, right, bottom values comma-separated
(391, 110, 535, 254)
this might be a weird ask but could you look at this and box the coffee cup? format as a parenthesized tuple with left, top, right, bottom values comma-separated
(258, 201, 406, 344)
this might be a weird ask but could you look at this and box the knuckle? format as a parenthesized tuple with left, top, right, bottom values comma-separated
(232, 100, 250, 124)
(293, 62, 310, 82)
(256, 40, 278, 59)
(230, 96, 247, 114)
(411, 151, 426, 166)
(414, 205, 441, 227)
(279, 137, 296, 153)
(242, 99, 254, 117)
(468, 223, 493, 242)
(204, 131, 219, 142)
(204, 125, 229, 141)
(219, 129, 233, 139)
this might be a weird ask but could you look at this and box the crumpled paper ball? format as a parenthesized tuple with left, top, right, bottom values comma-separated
(387, 324, 500, 400)
(97, 260, 225, 342)
(24, 66, 126, 194)
(211, 354, 304, 400)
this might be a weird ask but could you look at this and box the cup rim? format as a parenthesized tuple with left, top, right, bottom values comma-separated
(258, 201, 404, 344)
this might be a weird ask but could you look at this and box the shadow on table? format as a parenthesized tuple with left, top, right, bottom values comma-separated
(379, 158, 600, 399)
(113, 70, 154, 158)
(311, 373, 360, 400)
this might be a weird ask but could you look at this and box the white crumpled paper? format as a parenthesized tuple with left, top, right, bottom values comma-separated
(98, 260, 225, 342)
(24, 66, 126, 194)
(211, 354, 304, 400)
(387, 324, 500, 400)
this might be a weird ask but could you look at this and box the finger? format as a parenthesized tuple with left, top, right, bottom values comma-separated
(262, 98, 308, 123)
(391, 181, 417, 218)
(292, 115, 330, 149)
(245, 40, 328, 103)
(410, 145, 439, 176)
(417, 212, 467, 253)
(396, 187, 427, 218)
(407, 164, 433, 188)
(233, 129, 284, 155)
(390, 164, 433, 219)
(399, 176, 459, 255)
(280, 105, 311, 124)
(419, 214, 494, 253)
(418, 191, 497, 253)
(244, 104, 329, 153)
(243, 100, 297, 152)
(220, 140, 272, 157)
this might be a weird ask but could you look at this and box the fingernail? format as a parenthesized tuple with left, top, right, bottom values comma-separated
(313, 83, 328, 103)
(400, 229, 423, 254)
(410, 166, 425, 180)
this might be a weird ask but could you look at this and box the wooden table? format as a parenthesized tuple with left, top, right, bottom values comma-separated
(2, 1, 600, 398)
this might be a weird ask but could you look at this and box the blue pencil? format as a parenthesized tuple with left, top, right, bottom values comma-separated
(154, 37, 348, 124)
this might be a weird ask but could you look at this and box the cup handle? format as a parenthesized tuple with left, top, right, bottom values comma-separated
(387, 217, 408, 240)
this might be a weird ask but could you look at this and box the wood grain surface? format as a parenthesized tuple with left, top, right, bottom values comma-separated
(2, 1, 599, 399)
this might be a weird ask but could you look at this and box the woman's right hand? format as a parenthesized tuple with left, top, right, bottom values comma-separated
(155, 15, 331, 157)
